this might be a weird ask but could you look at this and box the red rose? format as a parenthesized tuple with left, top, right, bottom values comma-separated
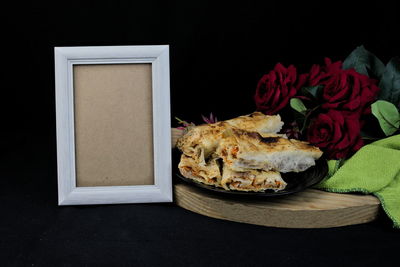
(306, 58, 380, 116)
(307, 59, 342, 86)
(307, 109, 364, 159)
(254, 63, 307, 115)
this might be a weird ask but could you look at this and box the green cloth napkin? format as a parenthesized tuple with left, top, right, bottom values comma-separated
(315, 135, 400, 228)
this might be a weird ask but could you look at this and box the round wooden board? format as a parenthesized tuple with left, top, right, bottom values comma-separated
(171, 128, 381, 228)
(174, 183, 380, 228)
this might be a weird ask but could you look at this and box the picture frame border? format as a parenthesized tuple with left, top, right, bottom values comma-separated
(54, 45, 172, 205)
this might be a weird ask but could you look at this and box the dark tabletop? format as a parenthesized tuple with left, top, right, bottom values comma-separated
(1, 137, 399, 267)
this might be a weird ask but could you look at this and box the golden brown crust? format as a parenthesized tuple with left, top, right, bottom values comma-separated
(176, 112, 284, 157)
(214, 128, 322, 173)
(178, 154, 222, 186)
(225, 112, 284, 136)
(176, 122, 228, 161)
(221, 166, 287, 192)
(229, 128, 322, 155)
(176, 112, 323, 191)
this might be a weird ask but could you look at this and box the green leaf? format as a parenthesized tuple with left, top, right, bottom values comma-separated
(360, 130, 380, 140)
(343, 45, 385, 78)
(378, 57, 400, 107)
(290, 98, 307, 115)
(371, 100, 400, 136)
(301, 85, 324, 99)
(299, 104, 321, 134)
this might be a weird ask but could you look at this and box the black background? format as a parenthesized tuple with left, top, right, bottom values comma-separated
(2, 1, 400, 266)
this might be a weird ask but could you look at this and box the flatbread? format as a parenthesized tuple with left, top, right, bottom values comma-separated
(216, 128, 322, 173)
(225, 112, 284, 137)
(221, 165, 286, 192)
(176, 112, 284, 161)
(176, 112, 323, 192)
(178, 154, 222, 186)
(176, 122, 227, 162)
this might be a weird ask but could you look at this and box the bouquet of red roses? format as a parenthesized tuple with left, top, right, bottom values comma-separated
(254, 46, 400, 165)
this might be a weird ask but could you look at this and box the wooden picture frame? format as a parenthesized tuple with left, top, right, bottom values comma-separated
(55, 45, 172, 205)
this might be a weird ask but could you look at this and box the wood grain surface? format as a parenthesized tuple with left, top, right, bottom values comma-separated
(171, 128, 381, 228)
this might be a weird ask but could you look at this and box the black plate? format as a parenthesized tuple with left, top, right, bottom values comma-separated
(173, 149, 328, 197)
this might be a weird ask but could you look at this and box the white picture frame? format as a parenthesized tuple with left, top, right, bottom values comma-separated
(55, 45, 172, 205)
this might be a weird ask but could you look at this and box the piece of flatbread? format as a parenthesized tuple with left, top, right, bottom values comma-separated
(225, 112, 284, 137)
(221, 165, 286, 192)
(176, 112, 323, 192)
(216, 128, 322, 173)
(176, 122, 227, 162)
(176, 113, 284, 161)
(178, 154, 222, 186)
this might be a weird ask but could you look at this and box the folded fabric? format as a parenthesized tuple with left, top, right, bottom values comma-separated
(315, 135, 400, 228)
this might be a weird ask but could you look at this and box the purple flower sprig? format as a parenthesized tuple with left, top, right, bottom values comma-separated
(175, 117, 195, 131)
(283, 121, 301, 139)
(201, 112, 218, 124)
(175, 113, 218, 132)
